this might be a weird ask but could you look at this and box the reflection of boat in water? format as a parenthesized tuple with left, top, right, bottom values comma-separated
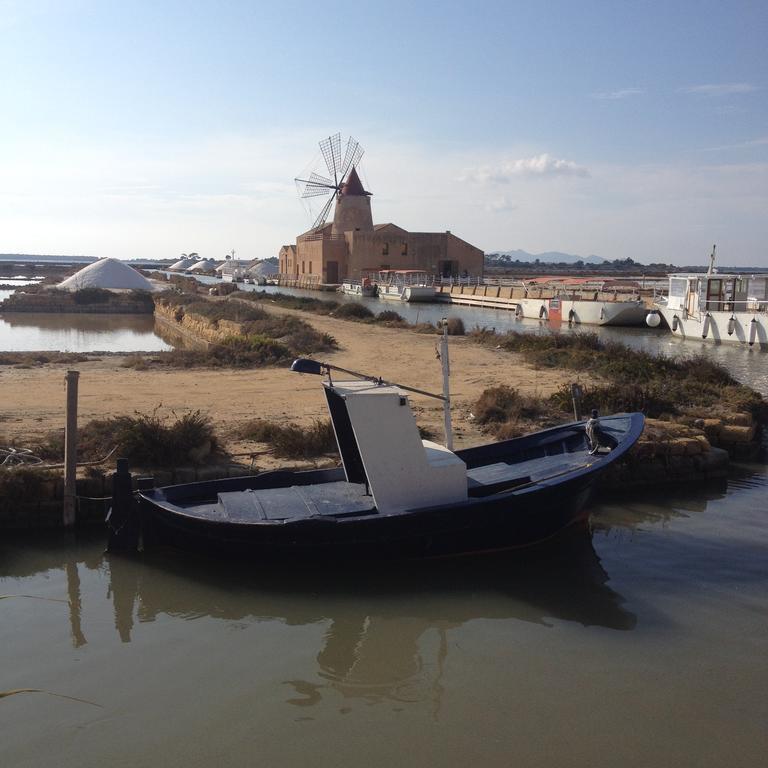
(0, 528, 635, 708)
(651, 246, 768, 349)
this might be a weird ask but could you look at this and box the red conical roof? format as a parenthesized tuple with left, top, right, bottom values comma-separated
(340, 166, 370, 196)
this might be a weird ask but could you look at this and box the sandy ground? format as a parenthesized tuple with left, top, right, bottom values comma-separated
(1, 305, 578, 464)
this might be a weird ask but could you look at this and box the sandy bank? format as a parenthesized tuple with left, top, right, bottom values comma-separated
(1, 305, 580, 461)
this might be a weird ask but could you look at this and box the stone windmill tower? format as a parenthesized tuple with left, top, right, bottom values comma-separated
(295, 133, 372, 234)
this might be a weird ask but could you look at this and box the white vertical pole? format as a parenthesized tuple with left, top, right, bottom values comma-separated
(441, 319, 453, 450)
(63, 370, 79, 527)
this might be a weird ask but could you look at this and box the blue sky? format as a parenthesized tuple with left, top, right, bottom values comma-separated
(1, 0, 766, 266)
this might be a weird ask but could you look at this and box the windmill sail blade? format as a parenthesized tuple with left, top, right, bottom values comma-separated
(319, 133, 342, 184)
(295, 172, 337, 198)
(312, 193, 336, 230)
(339, 137, 364, 181)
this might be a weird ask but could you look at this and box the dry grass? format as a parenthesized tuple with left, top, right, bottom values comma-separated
(471, 328, 767, 423)
(38, 410, 221, 467)
(234, 418, 338, 459)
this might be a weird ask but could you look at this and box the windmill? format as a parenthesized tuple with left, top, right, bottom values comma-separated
(295, 133, 365, 231)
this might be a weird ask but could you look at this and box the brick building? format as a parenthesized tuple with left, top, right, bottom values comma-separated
(279, 168, 483, 285)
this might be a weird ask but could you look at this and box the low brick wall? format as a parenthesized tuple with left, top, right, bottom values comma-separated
(0, 463, 258, 530)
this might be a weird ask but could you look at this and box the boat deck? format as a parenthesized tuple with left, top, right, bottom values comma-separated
(174, 444, 599, 524)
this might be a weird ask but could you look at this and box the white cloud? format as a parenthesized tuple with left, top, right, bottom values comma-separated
(462, 153, 590, 184)
(703, 135, 768, 152)
(591, 88, 645, 100)
(483, 197, 518, 214)
(680, 83, 759, 96)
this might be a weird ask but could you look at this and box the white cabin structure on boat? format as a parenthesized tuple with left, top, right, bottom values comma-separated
(654, 269, 768, 348)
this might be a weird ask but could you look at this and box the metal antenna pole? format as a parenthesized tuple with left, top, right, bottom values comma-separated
(440, 318, 453, 450)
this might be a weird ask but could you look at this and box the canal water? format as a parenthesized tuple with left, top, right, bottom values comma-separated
(0, 283, 171, 353)
(1, 462, 766, 767)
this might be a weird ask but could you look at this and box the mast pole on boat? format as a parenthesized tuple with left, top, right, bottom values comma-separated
(440, 318, 453, 450)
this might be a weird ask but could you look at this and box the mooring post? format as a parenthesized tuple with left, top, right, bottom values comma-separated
(106, 459, 139, 553)
(571, 383, 584, 421)
(63, 370, 79, 527)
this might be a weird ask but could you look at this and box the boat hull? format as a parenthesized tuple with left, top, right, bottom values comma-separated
(516, 298, 647, 326)
(140, 470, 596, 559)
(377, 285, 436, 302)
(655, 305, 768, 348)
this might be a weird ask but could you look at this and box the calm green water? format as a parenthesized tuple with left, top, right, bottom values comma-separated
(1, 464, 766, 767)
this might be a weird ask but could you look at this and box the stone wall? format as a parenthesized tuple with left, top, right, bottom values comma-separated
(0, 291, 154, 314)
(153, 300, 249, 347)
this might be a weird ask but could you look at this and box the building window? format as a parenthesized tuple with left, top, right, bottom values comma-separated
(302, 262, 305, 274)
(309, 261, 313, 274)
(402, 242, 408, 256)
(382, 242, 389, 256)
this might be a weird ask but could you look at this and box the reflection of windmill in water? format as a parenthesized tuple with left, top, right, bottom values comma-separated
(294, 133, 371, 233)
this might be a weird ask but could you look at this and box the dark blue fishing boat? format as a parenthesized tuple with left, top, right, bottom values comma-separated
(133, 356, 644, 559)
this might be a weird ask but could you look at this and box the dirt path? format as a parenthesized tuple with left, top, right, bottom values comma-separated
(1, 305, 575, 459)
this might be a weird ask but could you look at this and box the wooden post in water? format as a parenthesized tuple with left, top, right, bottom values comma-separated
(63, 370, 79, 527)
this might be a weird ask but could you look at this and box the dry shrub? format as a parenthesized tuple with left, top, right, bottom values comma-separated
(39, 410, 220, 467)
(121, 355, 150, 370)
(445, 317, 465, 335)
(236, 419, 337, 459)
(333, 302, 374, 320)
(472, 386, 546, 425)
(376, 310, 406, 324)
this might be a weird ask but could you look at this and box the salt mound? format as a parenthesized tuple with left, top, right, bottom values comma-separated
(247, 260, 278, 277)
(187, 259, 218, 272)
(169, 257, 200, 271)
(58, 258, 158, 291)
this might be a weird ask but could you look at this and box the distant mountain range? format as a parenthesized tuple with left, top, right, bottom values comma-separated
(487, 249, 607, 264)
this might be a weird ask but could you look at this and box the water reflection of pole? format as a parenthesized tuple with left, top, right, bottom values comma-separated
(107, 555, 139, 643)
(66, 561, 87, 648)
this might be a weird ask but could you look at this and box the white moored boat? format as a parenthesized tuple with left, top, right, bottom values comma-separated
(376, 270, 436, 302)
(340, 278, 377, 297)
(651, 247, 768, 348)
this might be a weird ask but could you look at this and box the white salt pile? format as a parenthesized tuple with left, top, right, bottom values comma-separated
(57, 258, 159, 291)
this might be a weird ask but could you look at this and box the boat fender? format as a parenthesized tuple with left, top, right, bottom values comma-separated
(645, 311, 661, 328)
(749, 318, 757, 346)
(539, 305, 547, 320)
(702, 312, 711, 339)
(727, 315, 736, 336)
(568, 309, 576, 325)
(515, 304, 523, 319)
(599, 306, 605, 322)
(671, 315, 679, 332)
